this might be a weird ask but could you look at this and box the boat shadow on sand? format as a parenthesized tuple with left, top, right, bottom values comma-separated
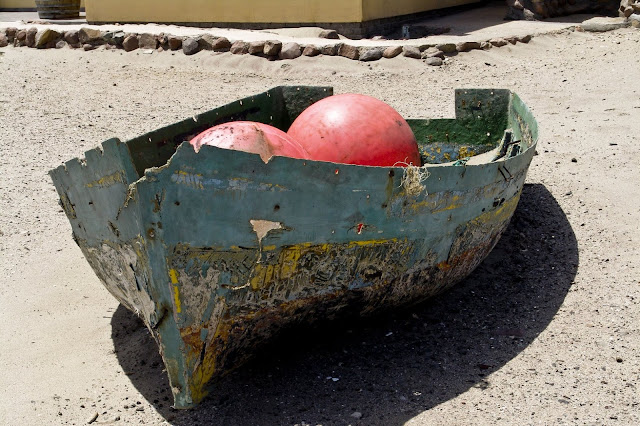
(111, 182, 578, 425)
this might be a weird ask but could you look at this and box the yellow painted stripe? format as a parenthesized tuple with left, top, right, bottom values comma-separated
(348, 239, 397, 248)
(86, 170, 125, 188)
(173, 286, 182, 314)
(169, 269, 179, 284)
(169, 269, 181, 313)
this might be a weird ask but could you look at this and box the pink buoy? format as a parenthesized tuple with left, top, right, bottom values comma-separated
(287, 94, 421, 167)
(190, 121, 309, 163)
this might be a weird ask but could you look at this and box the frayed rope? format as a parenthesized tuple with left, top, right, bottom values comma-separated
(394, 162, 430, 196)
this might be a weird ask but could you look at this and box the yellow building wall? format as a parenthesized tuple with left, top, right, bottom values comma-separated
(86, 0, 363, 24)
(0, 0, 35, 7)
(0, 0, 85, 9)
(85, 0, 479, 24)
(362, 0, 480, 21)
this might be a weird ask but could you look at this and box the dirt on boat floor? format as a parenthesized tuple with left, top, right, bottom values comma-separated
(0, 26, 639, 426)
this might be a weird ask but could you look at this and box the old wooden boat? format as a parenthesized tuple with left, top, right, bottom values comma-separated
(50, 86, 538, 408)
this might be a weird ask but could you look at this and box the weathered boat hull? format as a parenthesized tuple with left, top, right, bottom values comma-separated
(50, 86, 537, 408)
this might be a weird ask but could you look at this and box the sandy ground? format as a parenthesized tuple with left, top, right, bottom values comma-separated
(1, 25, 639, 426)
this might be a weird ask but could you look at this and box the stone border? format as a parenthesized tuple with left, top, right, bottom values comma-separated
(0, 26, 536, 67)
(0, 19, 637, 66)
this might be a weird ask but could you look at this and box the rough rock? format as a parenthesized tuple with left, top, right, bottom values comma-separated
(511, 0, 525, 10)
(156, 33, 168, 50)
(421, 47, 445, 59)
(279, 42, 302, 59)
(78, 27, 102, 45)
(320, 44, 339, 55)
(168, 36, 182, 50)
(210, 37, 231, 51)
(480, 41, 492, 50)
(456, 41, 481, 52)
(182, 37, 199, 55)
(63, 30, 79, 47)
(15, 29, 26, 47)
(302, 45, 320, 56)
(490, 38, 508, 47)
(581, 17, 629, 31)
(359, 47, 383, 61)
(436, 43, 457, 53)
(55, 40, 66, 49)
(422, 46, 441, 55)
(505, 0, 539, 19)
(505, 36, 518, 45)
(416, 43, 434, 51)
(402, 45, 421, 59)
(103, 31, 125, 46)
(622, 6, 634, 17)
(0, 33, 7, 48)
(518, 34, 533, 43)
(383, 45, 402, 58)
(230, 40, 249, 54)
(319, 29, 339, 39)
(263, 40, 282, 56)
(630, 14, 640, 27)
(35, 29, 61, 48)
(26, 27, 37, 48)
(122, 35, 139, 52)
(5, 27, 17, 43)
(424, 57, 444, 66)
(619, 0, 633, 15)
(338, 44, 359, 60)
(248, 41, 265, 54)
(138, 33, 157, 50)
(198, 34, 216, 50)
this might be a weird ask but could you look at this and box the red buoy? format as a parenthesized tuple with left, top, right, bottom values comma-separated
(287, 94, 421, 167)
(189, 121, 309, 163)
